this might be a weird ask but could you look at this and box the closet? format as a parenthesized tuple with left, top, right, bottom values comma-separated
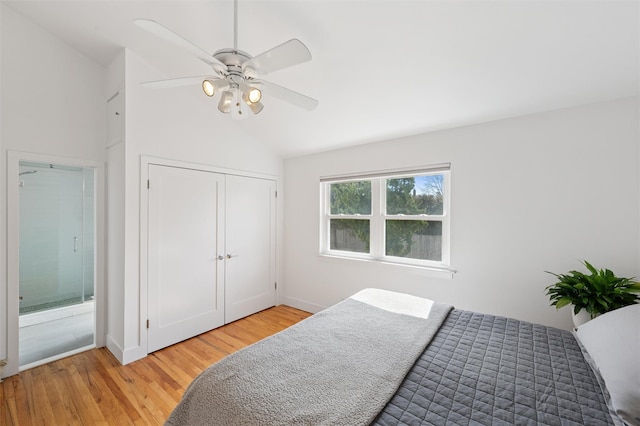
(146, 163, 276, 353)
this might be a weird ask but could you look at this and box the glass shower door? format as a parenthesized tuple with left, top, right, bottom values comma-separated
(18, 161, 95, 368)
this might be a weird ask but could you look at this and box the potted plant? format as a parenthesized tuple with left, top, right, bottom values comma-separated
(545, 260, 640, 327)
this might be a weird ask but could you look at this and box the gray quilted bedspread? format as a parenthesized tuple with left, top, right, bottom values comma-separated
(372, 309, 618, 425)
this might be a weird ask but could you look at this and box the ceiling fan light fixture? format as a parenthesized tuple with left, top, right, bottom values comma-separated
(247, 87, 261, 104)
(247, 100, 264, 114)
(218, 90, 234, 113)
(202, 79, 216, 97)
(241, 88, 264, 114)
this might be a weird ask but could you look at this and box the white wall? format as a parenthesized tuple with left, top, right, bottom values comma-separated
(105, 51, 126, 360)
(0, 6, 106, 160)
(0, 2, 5, 370)
(0, 4, 107, 375)
(105, 49, 283, 364)
(282, 97, 640, 330)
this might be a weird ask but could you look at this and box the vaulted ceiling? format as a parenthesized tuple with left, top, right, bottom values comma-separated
(3, 1, 638, 157)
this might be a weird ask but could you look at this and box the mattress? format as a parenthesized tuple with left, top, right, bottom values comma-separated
(372, 309, 618, 425)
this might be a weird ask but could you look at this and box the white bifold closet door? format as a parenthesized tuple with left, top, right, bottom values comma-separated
(224, 175, 276, 324)
(147, 165, 225, 353)
(147, 165, 276, 353)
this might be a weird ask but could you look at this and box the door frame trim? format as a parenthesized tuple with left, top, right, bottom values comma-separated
(140, 156, 278, 356)
(4, 151, 106, 377)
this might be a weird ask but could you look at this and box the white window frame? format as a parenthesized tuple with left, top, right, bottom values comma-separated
(320, 165, 451, 271)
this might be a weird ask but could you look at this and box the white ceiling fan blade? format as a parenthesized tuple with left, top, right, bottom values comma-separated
(142, 76, 214, 89)
(134, 19, 227, 75)
(258, 80, 318, 111)
(242, 39, 311, 77)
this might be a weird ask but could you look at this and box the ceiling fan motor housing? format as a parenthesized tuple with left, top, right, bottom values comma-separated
(214, 48, 253, 77)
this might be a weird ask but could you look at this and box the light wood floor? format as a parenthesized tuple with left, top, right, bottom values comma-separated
(1, 305, 311, 425)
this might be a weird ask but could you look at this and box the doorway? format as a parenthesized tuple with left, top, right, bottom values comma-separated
(4, 152, 105, 377)
(17, 161, 96, 368)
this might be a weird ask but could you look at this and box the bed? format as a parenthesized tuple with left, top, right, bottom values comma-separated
(166, 289, 639, 426)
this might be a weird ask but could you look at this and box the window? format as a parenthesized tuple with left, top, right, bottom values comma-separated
(320, 166, 450, 269)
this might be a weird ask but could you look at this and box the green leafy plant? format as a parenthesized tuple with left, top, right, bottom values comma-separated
(545, 260, 640, 318)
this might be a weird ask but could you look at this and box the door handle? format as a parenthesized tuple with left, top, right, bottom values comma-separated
(226, 254, 239, 259)
(74, 236, 78, 253)
(216, 255, 225, 261)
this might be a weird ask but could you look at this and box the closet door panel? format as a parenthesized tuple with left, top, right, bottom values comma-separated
(147, 165, 225, 352)
(225, 175, 276, 323)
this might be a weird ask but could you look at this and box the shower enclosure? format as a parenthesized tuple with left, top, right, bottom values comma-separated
(17, 160, 95, 367)
(18, 161, 94, 312)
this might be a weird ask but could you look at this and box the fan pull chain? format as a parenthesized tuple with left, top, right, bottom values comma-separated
(236, 86, 242, 115)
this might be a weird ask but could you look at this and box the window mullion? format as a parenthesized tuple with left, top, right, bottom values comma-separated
(440, 172, 451, 265)
(370, 179, 383, 259)
(320, 182, 330, 253)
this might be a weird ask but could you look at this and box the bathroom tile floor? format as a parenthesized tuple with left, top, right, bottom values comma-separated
(19, 302, 95, 367)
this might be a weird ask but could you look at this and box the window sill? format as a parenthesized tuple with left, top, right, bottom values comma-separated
(317, 253, 457, 279)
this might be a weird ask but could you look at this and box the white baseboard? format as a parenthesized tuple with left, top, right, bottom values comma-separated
(0, 360, 7, 381)
(106, 335, 147, 365)
(121, 346, 146, 365)
(105, 334, 124, 364)
(281, 296, 327, 314)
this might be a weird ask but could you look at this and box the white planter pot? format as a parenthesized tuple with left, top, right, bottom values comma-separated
(571, 308, 593, 328)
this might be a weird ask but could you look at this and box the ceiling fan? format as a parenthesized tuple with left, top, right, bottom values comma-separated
(134, 0, 318, 116)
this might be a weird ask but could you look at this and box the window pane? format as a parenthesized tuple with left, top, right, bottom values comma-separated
(330, 219, 370, 253)
(330, 181, 371, 215)
(386, 175, 444, 215)
(385, 220, 442, 261)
